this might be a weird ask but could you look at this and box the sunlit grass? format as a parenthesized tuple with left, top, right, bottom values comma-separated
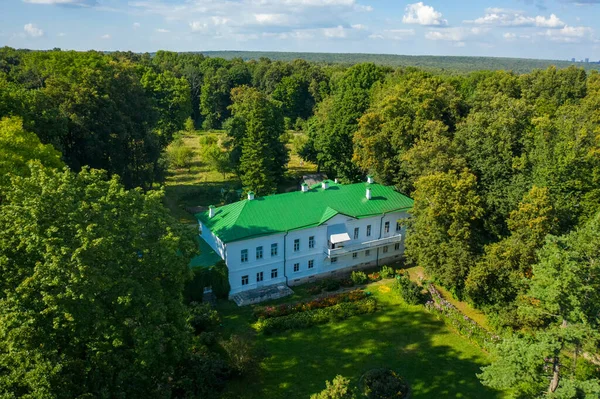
(217, 280, 504, 399)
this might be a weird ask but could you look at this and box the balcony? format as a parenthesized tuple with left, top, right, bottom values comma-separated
(324, 234, 402, 257)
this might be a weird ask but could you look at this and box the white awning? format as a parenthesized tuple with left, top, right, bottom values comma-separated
(330, 232, 351, 244)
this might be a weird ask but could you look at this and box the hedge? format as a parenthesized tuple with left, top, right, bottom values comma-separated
(253, 298, 377, 334)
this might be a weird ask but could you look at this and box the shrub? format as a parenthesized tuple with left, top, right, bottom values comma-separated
(380, 265, 395, 279)
(253, 289, 368, 319)
(367, 272, 381, 282)
(254, 298, 377, 334)
(394, 271, 424, 305)
(340, 278, 355, 288)
(307, 284, 323, 295)
(184, 267, 211, 303)
(351, 271, 368, 285)
(188, 302, 221, 334)
(311, 375, 355, 399)
(220, 334, 263, 377)
(322, 278, 341, 292)
(360, 368, 408, 399)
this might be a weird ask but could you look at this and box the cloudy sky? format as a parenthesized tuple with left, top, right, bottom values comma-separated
(1, 0, 599, 60)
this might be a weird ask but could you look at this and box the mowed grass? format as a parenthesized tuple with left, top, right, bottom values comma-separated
(218, 281, 504, 399)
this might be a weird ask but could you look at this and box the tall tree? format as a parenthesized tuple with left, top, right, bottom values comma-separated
(226, 86, 288, 195)
(479, 212, 600, 397)
(0, 164, 197, 398)
(406, 168, 484, 295)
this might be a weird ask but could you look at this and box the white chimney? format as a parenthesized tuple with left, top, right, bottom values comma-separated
(334, 178, 339, 184)
(366, 187, 372, 200)
(247, 191, 255, 200)
(301, 183, 309, 192)
(209, 205, 215, 218)
(367, 175, 374, 184)
(321, 180, 329, 190)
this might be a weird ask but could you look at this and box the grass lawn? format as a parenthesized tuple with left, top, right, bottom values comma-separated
(217, 281, 504, 399)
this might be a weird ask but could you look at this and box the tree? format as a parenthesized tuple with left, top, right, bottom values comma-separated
(405, 168, 484, 295)
(465, 186, 556, 319)
(141, 69, 192, 145)
(0, 164, 197, 398)
(167, 137, 194, 169)
(200, 67, 232, 129)
(0, 116, 63, 185)
(479, 212, 600, 397)
(226, 86, 288, 195)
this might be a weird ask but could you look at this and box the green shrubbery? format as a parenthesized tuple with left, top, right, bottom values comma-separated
(253, 289, 368, 319)
(254, 298, 377, 334)
(351, 271, 368, 285)
(380, 265, 395, 279)
(311, 375, 355, 399)
(359, 368, 408, 399)
(393, 271, 425, 305)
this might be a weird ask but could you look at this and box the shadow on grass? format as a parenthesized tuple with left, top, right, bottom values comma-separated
(218, 287, 502, 399)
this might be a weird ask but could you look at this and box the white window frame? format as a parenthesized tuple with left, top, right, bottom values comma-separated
(271, 268, 278, 279)
(241, 249, 248, 263)
(308, 259, 314, 269)
(271, 243, 278, 257)
(256, 271, 264, 282)
(384, 221, 390, 233)
(241, 275, 249, 285)
(294, 239, 300, 252)
(256, 246, 263, 260)
(366, 225, 371, 237)
(309, 236, 315, 249)
(293, 263, 300, 272)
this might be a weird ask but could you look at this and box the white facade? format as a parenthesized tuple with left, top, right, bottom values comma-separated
(200, 210, 410, 296)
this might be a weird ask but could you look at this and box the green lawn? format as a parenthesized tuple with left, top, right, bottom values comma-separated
(217, 281, 503, 399)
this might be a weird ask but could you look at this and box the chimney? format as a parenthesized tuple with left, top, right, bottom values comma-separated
(334, 178, 339, 184)
(209, 205, 215, 218)
(366, 187, 372, 200)
(321, 180, 329, 190)
(367, 175, 374, 184)
(247, 191, 255, 201)
(301, 183, 309, 192)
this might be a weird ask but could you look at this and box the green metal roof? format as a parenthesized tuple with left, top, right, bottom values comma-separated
(196, 181, 413, 243)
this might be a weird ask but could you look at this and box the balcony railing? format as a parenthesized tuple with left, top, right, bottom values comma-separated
(324, 234, 402, 257)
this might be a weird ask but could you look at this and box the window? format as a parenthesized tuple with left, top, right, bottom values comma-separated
(308, 259, 314, 269)
(256, 271, 264, 282)
(354, 227, 359, 239)
(271, 243, 278, 257)
(352, 252, 358, 259)
(309, 236, 315, 249)
(241, 249, 248, 263)
(394, 243, 400, 251)
(271, 269, 278, 279)
(294, 239, 300, 252)
(293, 263, 300, 272)
(365, 249, 371, 256)
(366, 225, 371, 237)
(384, 221, 390, 233)
(383, 246, 388, 253)
(396, 221, 402, 232)
(331, 257, 338, 264)
(256, 246, 263, 260)
(241, 275, 249, 285)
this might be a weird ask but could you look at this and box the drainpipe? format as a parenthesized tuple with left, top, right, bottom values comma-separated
(283, 232, 289, 287)
(376, 213, 386, 268)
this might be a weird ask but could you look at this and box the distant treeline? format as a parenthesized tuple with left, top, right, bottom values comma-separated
(197, 50, 600, 74)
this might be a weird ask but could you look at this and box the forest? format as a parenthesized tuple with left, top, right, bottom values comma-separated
(1, 46, 600, 398)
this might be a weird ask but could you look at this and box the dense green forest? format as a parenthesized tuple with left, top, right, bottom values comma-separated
(2, 46, 600, 398)
(199, 51, 600, 74)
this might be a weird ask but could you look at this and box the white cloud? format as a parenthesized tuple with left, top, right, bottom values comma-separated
(156, 28, 170, 33)
(351, 24, 367, 30)
(254, 13, 290, 25)
(425, 27, 488, 42)
(369, 29, 415, 41)
(100, 34, 111, 39)
(466, 8, 565, 28)
(542, 25, 594, 43)
(133, 22, 141, 29)
(503, 32, 516, 40)
(403, 2, 447, 26)
(22, 0, 92, 4)
(57, 32, 66, 37)
(211, 16, 230, 26)
(322, 25, 347, 38)
(189, 21, 208, 32)
(24, 23, 44, 37)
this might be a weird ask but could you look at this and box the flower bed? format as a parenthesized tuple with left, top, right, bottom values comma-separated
(253, 289, 367, 320)
(253, 298, 377, 334)
(425, 284, 500, 349)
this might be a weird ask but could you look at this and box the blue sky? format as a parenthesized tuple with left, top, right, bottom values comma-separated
(1, 0, 599, 60)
